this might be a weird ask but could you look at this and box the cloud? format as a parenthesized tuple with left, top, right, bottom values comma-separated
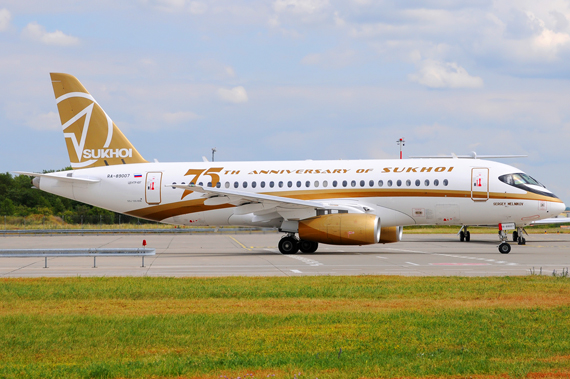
(162, 111, 201, 123)
(22, 22, 79, 46)
(217, 86, 249, 103)
(145, 0, 207, 14)
(0, 8, 11, 31)
(409, 60, 484, 89)
(301, 48, 356, 68)
(273, 0, 329, 15)
(196, 59, 236, 79)
(26, 111, 61, 131)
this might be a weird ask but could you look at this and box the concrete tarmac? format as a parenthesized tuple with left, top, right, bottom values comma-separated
(1, 233, 569, 277)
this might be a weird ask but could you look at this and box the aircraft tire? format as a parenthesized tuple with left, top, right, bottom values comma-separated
(465, 231, 471, 242)
(299, 240, 318, 253)
(459, 231, 465, 242)
(499, 242, 511, 254)
(279, 236, 299, 254)
(512, 231, 518, 242)
(518, 236, 526, 245)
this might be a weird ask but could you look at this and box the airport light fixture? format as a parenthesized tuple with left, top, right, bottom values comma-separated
(397, 138, 405, 159)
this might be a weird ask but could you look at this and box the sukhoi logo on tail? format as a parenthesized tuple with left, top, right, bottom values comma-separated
(83, 148, 132, 159)
(57, 91, 114, 167)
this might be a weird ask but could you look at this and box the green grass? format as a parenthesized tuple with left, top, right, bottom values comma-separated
(1, 276, 570, 378)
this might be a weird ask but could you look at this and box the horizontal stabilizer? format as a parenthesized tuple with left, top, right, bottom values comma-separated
(13, 171, 101, 184)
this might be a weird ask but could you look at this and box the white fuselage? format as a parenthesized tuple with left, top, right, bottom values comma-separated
(35, 158, 565, 229)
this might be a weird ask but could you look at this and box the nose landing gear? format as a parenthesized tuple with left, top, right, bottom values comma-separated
(498, 228, 511, 254)
(498, 223, 525, 253)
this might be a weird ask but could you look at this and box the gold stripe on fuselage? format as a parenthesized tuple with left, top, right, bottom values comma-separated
(125, 188, 561, 222)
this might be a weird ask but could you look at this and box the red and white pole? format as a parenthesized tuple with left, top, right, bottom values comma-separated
(397, 138, 405, 159)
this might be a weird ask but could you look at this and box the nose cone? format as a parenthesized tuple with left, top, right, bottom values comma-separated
(551, 200, 566, 216)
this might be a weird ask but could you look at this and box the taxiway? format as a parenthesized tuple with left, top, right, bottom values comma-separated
(1, 233, 569, 277)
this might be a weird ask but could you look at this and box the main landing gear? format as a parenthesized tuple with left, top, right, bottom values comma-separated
(512, 227, 526, 245)
(459, 226, 471, 242)
(278, 234, 319, 254)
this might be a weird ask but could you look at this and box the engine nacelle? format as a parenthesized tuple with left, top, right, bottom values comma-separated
(298, 213, 380, 245)
(378, 226, 403, 244)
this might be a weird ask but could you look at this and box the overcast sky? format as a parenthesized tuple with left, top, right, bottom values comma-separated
(1, 0, 569, 203)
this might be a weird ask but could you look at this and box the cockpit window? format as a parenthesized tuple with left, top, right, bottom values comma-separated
(499, 173, 544, 188)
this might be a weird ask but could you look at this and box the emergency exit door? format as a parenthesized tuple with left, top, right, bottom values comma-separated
(145, 172, 162, 204)
(471, 168, 489, 201)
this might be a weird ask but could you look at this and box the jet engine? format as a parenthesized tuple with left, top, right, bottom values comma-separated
(298, 213, 380, 245)
(378, 226, 403, 244)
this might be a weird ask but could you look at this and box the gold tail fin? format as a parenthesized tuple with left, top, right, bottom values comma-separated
(50, 73, 148, 169)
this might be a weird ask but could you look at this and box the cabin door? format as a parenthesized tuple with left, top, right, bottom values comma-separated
(145, 172, 162, 205)
(471, 168, 489, 201)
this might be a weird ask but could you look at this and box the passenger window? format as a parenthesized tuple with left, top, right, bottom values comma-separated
(333, 180, 338, 187)
(387, 180, 392, 187)
(207, 182, 212, 187)
(260, 181, 265, 188)
(270, 181, 274, 188)
(415, 179, 420, 187)
(306, 181, 310, 188)
(434, 179, 439, 186)
(443, 179, 449, 186)
(369, 180, 374, 187)
(279, 181, 283, 188)
(172, 182, 176, 189)
(378, 180, 383, 187)
(424, 179, 429, 186)
(216, 182, 221, 188)
(360, 180, 365, 187)
(323, 180, 328, 188)
(314, 181, 319, 188)
(351, 180, 356, 187)
(406, 180, 411, 187)
(243, 181, 248, 188)
(296, 181, 301, 188)
(198, 182, 203, 186)
(225, 182, 230, 188)
(342, 180, 347, 187)
(397, 180, 402, 187)
(234, 181, 238, 188)
(252, 181, 257, 188)
(288, 181, 293, 188)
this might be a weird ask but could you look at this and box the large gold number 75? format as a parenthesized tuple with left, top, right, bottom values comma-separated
(180, 168, 223, 199)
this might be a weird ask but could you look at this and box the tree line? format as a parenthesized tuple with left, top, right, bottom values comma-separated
(0, 170, 148, 224)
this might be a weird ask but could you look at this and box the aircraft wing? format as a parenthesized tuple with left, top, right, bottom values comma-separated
(170, 184, 369, 217)
(529, 217, 570, 225)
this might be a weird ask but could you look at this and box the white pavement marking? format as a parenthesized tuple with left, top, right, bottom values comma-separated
(376, 256, 388, 259)
(406, 262, 419, 266)
(291, 269, 302, 273)
(385, 248, 430, 254)
(285, 255, 324, 266)
(385, 248, 518, 266)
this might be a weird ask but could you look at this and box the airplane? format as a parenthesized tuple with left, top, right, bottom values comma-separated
(16, 73, 567, 255)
